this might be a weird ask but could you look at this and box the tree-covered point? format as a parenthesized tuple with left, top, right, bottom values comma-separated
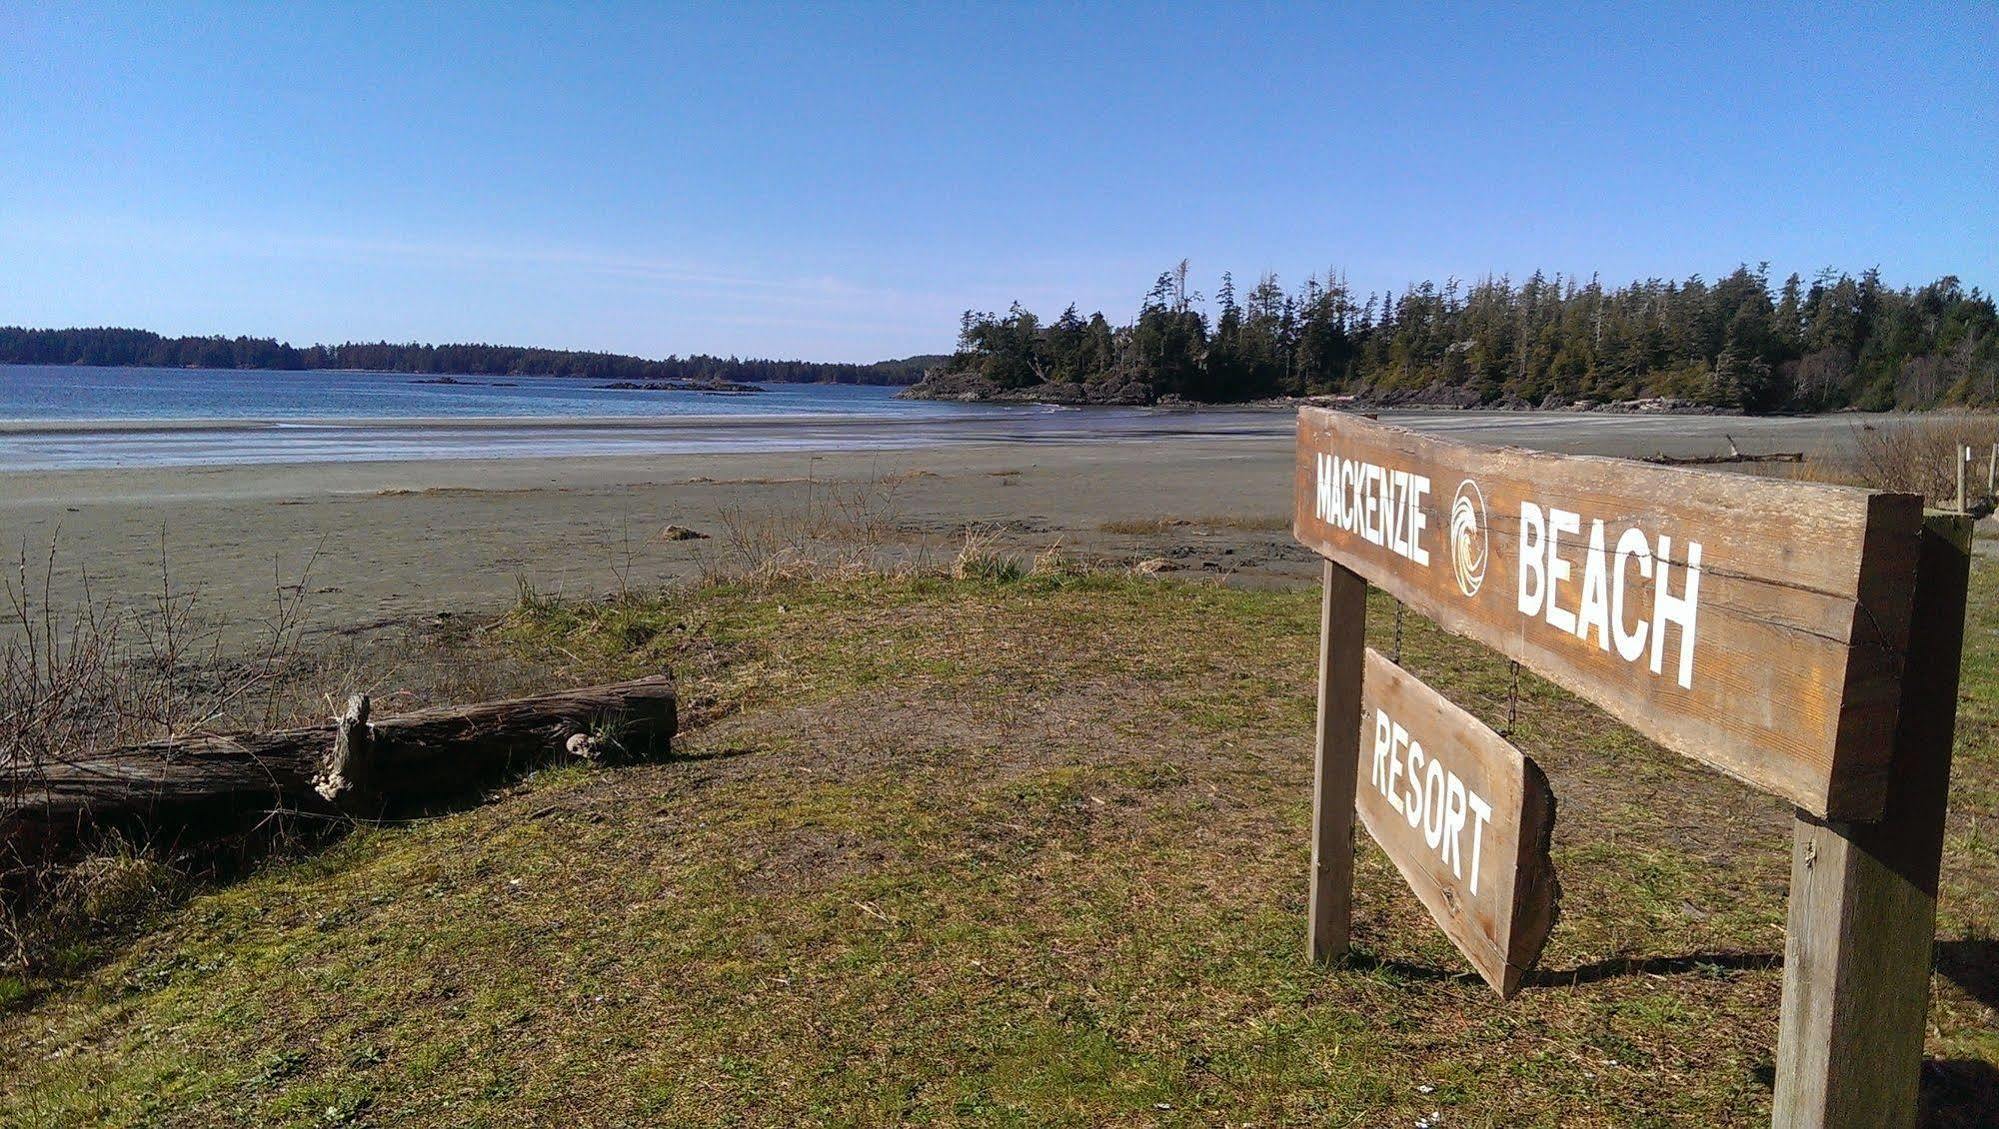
(0, 327, 942, 386)
(937, 263, 1998, 411)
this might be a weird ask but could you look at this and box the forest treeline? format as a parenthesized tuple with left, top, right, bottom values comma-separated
(0, 326, 940, 386)
(936, 264, 1999, 411)
(13, 263, 1996, 410)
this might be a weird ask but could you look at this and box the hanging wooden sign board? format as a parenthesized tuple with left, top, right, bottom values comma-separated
(1356, 648, 1557, 997)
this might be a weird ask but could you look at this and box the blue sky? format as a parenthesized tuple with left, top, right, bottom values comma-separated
(2, 3, 1993, 362)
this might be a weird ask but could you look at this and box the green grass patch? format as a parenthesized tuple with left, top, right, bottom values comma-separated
(1, 566, 1994, 1125)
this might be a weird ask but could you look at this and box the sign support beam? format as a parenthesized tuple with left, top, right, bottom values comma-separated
(1772, 513, 1972, 1126)
(1308, 558, 1367, 963)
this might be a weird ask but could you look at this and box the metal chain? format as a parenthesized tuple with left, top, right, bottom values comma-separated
(1504, 660, 1521, 735)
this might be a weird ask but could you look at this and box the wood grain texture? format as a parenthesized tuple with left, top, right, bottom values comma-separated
(1292, 407, 1922, 820)
(1307, 560, 1367, 962)
(1356, 649, 1558, 997)
(1772, 514, 1971, 1127)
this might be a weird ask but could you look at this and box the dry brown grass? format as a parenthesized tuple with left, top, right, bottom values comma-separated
(703, 470, 937, 583)
(695, 471, 1160, 588)
(1836, 416, 1999, 505)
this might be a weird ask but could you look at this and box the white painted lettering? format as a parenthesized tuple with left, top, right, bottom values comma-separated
(1544, 507, 1580, 634)
(1443, 775, 1468, 879)
(1650, 536, 1702, 690)
(1422, 758, 1447, 849)
(1385, 720, 1405, 816)
(1518, 502, 1546, 616)
(1611, 526, 1652, 662)
(1315, 454, 1335, 523)
(1410, 477, 1432, 566)
(1389, 469, 1409, 555)
(1371, 709, 1392, 791)
(1363, 464, 1383, 545)
(1365, 702, 1499, 901)
(1578, 518, 1611, 651)
(1402, 728, 1424, 830)
(1466, 793, 1493, 896)
(1310, 451, 1433, 566)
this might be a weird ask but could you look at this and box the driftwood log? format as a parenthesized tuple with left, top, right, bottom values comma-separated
(2, 675, 675, 863)
(1644, 450, 1805, 466)
(1645, 433, 1805, 466)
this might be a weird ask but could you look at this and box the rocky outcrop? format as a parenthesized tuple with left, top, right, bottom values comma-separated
(1315, 385, 1725, 415)
(901, 370, 1735, 415)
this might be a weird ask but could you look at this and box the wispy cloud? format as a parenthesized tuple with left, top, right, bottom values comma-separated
(0, 212, 939, 308)
(0, 211, 969, 357)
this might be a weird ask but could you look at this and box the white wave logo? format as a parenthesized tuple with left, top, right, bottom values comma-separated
(1450, 479, 1488, 597)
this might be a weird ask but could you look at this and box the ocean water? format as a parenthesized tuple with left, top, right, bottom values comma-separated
(0, 365, 1284, 470)
(0, 363, 980, 423)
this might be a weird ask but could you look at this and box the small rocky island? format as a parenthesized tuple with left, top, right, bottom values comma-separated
(598, 379, 764, 394)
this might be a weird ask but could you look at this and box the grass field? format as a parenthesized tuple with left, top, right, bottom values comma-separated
(1, 554, 1994, 1126)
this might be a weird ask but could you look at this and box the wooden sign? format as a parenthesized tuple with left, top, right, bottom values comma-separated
(1290, 407, 1974, 1127)
(1292, 407, 1923, 821)
(1356, 649, 1557, 997)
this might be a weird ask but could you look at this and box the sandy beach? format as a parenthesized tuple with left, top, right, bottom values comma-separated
(0, 411, 1879, 646)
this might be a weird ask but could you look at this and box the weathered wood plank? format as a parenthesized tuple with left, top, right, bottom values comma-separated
(1355, 648, 1558, 997)
(1308, 560, 1367, 962)
(1772, 513, 1971, 1126)
(1291, 407, 1923, 819)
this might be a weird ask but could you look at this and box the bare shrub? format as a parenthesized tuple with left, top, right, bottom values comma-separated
(2, 530, 325, 971)
(112, 528, 323, 741)
(1, 537, 121, 797)
(1843, 418, 1999, 506)
(703, 468, 931, 583)
(1793, 349, 1854, 408)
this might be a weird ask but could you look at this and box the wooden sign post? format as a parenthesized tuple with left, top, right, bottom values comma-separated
(1290, 408, 1969, 1126)
(1772, 512, 1971, 1124)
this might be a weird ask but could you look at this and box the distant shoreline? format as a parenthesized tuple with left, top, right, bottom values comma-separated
(0, 359, 875, 385)
(0, 413, 944, 435)
(0, 408, 1898, 476)
(0, 329, 941, 387)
